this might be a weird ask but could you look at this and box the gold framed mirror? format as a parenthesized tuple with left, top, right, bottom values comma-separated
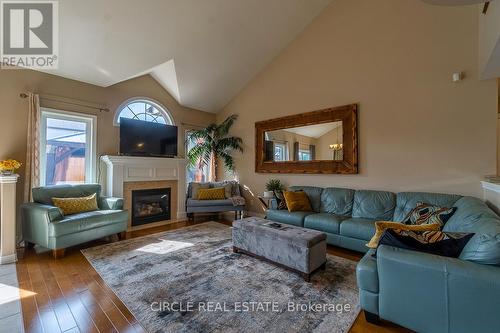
(255, 104, 358, 174)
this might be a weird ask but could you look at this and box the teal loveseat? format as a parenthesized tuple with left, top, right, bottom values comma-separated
(266, 186, 500, 333)
(186, 181, 245, 220)
(21, 184, 128, 258)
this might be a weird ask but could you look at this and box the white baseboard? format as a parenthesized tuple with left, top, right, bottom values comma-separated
(0, 253, 17, 265)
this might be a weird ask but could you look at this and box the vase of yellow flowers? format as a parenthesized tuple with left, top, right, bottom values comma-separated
(0, 159, 21, 175)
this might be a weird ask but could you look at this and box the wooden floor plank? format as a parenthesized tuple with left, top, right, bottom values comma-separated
(39, 261, 78, 332)
(52, 260, 100, 333)
(17, 217, 410, 333)
(78, 289, 118, 333)
(27, 260, 63, 333)
(17, 278, 44, 333)
(88, 271, 138, 326)
(79, 268, 134, 332)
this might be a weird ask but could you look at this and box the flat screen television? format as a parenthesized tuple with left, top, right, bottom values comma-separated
(120, 118, 178, 157)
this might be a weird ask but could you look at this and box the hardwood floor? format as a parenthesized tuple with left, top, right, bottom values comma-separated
(16, 217, 411, 333)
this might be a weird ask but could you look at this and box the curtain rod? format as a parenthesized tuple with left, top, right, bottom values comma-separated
(19, 92, 110, 112)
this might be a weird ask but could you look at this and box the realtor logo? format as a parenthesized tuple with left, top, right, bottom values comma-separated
(1, 1, 58, 69)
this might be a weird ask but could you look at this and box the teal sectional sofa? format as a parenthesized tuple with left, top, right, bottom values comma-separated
(267, 186, 398, 253)
(266, 186, 500, 333)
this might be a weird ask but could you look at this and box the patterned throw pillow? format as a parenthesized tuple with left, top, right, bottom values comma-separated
(274, 190, 288, 210)
(52, 193, 99, 216)
(379, 229, 474, 258)
(366, 221, 441, 249)
(403, 202, 457, 227)
(197, 187, 226, 200)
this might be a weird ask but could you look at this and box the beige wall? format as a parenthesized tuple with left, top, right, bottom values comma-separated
(0, 69, 215, 209)
(217, 0, 498, 215)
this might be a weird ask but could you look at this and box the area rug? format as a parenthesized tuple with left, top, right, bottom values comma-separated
(82, 222, 360, 333)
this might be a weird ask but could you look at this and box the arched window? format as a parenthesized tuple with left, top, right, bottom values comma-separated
(114, 98, 174, 126)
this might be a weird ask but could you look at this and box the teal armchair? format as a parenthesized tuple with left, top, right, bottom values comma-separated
(21, 184, 128, 258)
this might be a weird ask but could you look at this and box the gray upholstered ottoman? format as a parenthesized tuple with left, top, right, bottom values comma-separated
(232, 217, 327, 281)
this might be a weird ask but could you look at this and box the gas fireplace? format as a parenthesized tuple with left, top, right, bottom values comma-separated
(131, 188, 171, 226)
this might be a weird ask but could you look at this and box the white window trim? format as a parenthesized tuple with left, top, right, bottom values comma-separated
(298, 149, 311, 161)
(40, 108, 97, 186)
(274, 142, 287, 161)
(113, 97, 175, 126)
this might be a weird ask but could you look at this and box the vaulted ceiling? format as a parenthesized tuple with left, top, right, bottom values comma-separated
(44, 0, 333, 112)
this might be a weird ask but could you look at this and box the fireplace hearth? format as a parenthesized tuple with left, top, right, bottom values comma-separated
(131, 188, 171, 226)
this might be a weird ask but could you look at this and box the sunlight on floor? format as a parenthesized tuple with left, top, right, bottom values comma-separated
(134, 240, 194, 254)
(0, 283, 36, 304)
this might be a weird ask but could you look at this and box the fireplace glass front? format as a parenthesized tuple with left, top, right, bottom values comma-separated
(131, 188, 171, 226)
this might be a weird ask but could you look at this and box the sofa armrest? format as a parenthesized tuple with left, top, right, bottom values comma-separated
(99, 196, 124, 210)
(20, 202, 63, 223)
(377, 245, 500, 333)
(21, 202, 64, 247)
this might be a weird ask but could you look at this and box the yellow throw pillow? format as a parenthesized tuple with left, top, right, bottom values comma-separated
(52, 193, 99, 216)
(283, 191, 312, 212)
(197, 187, 226, 200)
(191, 182, 210, 199)
(366, 221, 441, 249)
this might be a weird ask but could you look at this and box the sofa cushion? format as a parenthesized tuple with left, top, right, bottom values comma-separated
(33, 184, 101, 206)
(48, 210, 128, 237)
(356, 249, 379, 293)
(352, 190, 396, 220)
(266, 209, 313, 227)
(393, 192, 462, 222)
(340, 217, 377, 241)
(459, 221, 500, 265)
(289, 186, 323, 212)
(444, 196, 500, 233)
(320, 187, 355, 216)
(304, 213, 348, 235)
(186, 199, 234, 207)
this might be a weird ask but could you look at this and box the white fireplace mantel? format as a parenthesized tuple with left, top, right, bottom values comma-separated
(101, 155, 187, 220)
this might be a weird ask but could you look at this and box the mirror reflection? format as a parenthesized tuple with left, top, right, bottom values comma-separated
(264, 121, 343, 162)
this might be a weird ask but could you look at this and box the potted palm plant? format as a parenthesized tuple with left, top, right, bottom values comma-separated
(186, 114, 243, 182)
(265, 179, 284, 198)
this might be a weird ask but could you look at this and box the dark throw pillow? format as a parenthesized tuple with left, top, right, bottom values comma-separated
(274, 190, 288, 210)
(402, 202, 457, 227)
(379, 229, 474, 258)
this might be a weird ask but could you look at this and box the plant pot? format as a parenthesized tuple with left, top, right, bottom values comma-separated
(263, 191, 275, 198)
(0, 170, 13, 176)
